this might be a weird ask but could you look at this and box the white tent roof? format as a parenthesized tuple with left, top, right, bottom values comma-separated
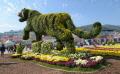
(5, 40, 15, 46)
(22, 40, 32, 45)
(0, 42, 2, 47)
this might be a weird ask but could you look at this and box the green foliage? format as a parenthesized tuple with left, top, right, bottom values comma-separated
(19, 8, 102, 53)
(59, 50, 91, 58)
(106, 40, 116, 45)
(56, 41, 64, 51)
(41, 41, 54, 54)
(65, 39, 75, 53)
(59, 49, 72, 57)
(68, 51, 91, 59)
(16, 44, 25, 54)
(73, 22, 102, 39)
(32, 41, 42, 53)
(90, 22, 102, 38)
(50, 50, 61, 55)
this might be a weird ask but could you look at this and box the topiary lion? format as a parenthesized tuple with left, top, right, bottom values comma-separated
(18, 8, 102, 53)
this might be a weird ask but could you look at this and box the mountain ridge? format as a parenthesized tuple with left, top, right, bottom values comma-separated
(0, 25, 120, 35)
(78, 24, 120, 32)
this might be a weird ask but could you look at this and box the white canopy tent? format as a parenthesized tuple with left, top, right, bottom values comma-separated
(5, 40, 15, 47)
(21, 40, 32, 45)
(0, 42, 2, 47)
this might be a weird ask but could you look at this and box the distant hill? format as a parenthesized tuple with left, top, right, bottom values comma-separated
(0, 24, 120, 37)
(0, 30, 23, 37)
(79, 24, 120, 32)
(0, 32, 3, 35)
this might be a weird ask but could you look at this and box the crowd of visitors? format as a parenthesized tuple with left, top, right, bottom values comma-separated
(0, 44, 16, 57)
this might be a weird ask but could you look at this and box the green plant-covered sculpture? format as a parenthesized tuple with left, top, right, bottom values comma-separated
(32, 41, 42, 53)
(16, 43, 25, 54)
(18, 8, 102, 53)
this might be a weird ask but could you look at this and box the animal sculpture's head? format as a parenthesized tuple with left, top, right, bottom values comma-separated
(18, 8, 40, 22)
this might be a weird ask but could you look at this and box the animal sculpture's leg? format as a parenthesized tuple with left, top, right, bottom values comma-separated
(23, 24, 32, 40)
(65, 39, 75, 53)
(56, 39, 64, 51)
(23, 29, 30, 40)
(55, 28, 75, 53)
(35, 32, 42, 41)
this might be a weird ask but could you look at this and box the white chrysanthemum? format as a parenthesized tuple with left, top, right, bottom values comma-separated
(90, 56, 96, 60)
(74, 59, 82, 65)
(74, 59, 88, 65)
(90, 56, 103, 62)
(95, 56, 103, 61)
(80, 60, 88, 65)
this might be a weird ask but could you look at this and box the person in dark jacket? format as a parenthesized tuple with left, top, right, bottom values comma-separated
(13, 44, 16, 52)
(0, 44, 6, 57)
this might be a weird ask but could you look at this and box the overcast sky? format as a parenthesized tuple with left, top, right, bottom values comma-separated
(0, 0, 120, 33)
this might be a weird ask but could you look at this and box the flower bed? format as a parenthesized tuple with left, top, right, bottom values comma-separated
(74, 56, 103, 68)
(31, 54, 103, 68)
(89, 49, 120, 56)
(34, 54, 69, 62)
(11, 53, 21, 58)
(99, 44, 120, 49)
(11, 51, 104, 68)
(76, 46, 120, 57)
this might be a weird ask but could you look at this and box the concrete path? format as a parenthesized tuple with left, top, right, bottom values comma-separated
(0, 55, 120, 74)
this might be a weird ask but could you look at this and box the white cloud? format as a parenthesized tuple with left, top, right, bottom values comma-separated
(3, 0, 17, 14)
(0, 23, 15, 28)
(5, 6, 16, 14)
(26, 5, 32, 9)
(70, 13, 83, 26)
(71, 13, 81, 19)
(7, 2, 14, 8)
(3, 0, 8, 3)
(0, 23, 24, 33)
(62, 3, 68, 8)
(33, 3, 37, 8)
(20, 0, 25, 4)
(43, 0, 48, 6)
(6, 7, 12, 12)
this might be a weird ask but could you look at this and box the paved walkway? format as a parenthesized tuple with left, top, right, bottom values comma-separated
(0, 55, 120, 74)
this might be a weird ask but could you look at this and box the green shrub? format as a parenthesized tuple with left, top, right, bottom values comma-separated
(68, 51, 91, 59)
(50, 50, 60, 55)
(106, 41, 116, 45)
(32, 41, 43, 53)
(16, 44, 25, 54)
(41, 41, 54, 54)
(59, 49, 72, 57)
(59, 50, 91, 58)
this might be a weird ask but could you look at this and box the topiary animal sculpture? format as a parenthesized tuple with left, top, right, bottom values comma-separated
(18, 8, 102, 53)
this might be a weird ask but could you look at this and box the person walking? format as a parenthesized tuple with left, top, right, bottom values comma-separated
(13, 44, 16, 53)
(0, 44, 6, 57)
